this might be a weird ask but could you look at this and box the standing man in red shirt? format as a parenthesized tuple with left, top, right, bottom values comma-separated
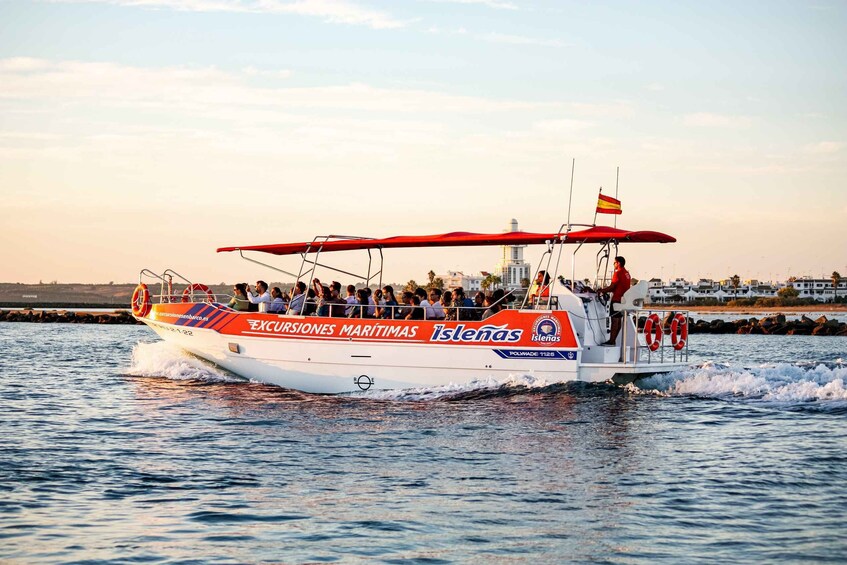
(598, 256, 631, 346)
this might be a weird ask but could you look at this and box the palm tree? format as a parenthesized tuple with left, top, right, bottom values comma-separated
(427, 270, 436, 288)
(730, 274, 741, 302)
(832, 271, 842, 303)
(480, 274, 502, 291)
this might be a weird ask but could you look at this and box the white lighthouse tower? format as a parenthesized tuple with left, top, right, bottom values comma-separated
(498, 218, 530, 290)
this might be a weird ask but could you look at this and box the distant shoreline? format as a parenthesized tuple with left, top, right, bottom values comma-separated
(671, 305, 847, 314)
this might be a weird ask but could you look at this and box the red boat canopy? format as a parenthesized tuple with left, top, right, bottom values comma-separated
(217, 227, 675, 256)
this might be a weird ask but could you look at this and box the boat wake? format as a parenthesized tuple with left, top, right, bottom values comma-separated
(630, 360, 847, 406)
(125, 341, 847, 408)
(125, 341, 244, 383)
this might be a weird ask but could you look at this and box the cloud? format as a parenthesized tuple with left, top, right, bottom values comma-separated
(0, 57, 54, 72)
(424, 0, 517, 10)
(569, 101, 634, 119)
(682, 112, 752, 128)
(477, 32, 565, 48)
(425, 28, 564, 48)
(803, 141, 843, 155)
(0, 57, 564, 162)
(48, 0, 407, 29)
(241, 66, 293, 79)
(533, 119, 594, 132)
(0, 58, 547, 113)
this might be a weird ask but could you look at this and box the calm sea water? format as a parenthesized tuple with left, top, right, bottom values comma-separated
(1, 323, 846, 564)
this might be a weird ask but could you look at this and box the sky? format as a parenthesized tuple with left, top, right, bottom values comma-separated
(1, 0, 846, 287)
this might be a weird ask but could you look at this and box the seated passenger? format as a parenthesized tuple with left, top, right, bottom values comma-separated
(405, 294, 424, 320)
(316, 285, 332, 317)
(414, 288, 430, 318)
(381, 286, 399, 319)
(247, 280, 271, 313)
(303, 288, 318, 316)
(344, 284, 357, 316)
(347, 288, 373, 318)
(468, 291, 485, 321)
(365, 287, 377, 317)
(428, 288, 445, 319)
(328, 292, 347, 318)
(452, 287, 474, 321)
(396, 291, 413, 319)
(228, 283, 251, 311)
(287, 281, 307, 315)
(373, 288, 386, 318)
(482, 289, 506, 320)
(529, 270, 551, 306)
(268, 287, 287, 313)
(442, 291, 456, 321)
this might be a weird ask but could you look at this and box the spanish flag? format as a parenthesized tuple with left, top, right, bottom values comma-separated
(596, 193, 622, 215)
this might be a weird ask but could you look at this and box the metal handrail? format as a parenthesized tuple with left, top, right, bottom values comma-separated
(635, 308, 690, 364)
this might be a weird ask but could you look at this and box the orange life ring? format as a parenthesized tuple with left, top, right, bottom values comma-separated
(131, 283, 151, 317)
(670, 313, 688, 350)
(643, 313, 663, 352)
(182, 283, 215, 303)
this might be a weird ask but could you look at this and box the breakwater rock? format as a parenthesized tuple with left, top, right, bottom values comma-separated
(0, 309, 142, 325)
(638, 314, 847, 337)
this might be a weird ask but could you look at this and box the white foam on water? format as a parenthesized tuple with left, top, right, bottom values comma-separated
(633, 362, 847, 403)
(352, 373, 551, 401)
(126, 341, 243, 383)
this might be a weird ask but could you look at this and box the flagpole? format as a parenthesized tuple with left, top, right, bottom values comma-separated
(592, 187, 600, 226)
(566, 158, 575, 233)
(614, 166, 619, 229)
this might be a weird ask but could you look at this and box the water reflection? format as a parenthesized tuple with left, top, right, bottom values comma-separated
(2, 323, 846, 562)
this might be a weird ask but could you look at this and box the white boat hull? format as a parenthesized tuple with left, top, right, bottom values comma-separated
(139, 302, 687, 394)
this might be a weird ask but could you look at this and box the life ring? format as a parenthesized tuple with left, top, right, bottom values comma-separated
(182, 283, 215, 303)
(670, 313, 688, 350)
(643, 313, 663, 352)
(131, 283, 151, 317)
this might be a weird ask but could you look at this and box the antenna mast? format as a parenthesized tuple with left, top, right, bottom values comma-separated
(614, 166, 619, 229)
(565, 158, 575, 232)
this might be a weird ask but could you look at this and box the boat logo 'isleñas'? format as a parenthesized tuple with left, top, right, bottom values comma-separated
(430, 324, 522, 343)
(531, 315, 561, 344)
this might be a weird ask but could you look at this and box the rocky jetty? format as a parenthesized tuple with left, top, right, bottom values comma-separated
(0, 309, 141, 325)
(638, 313, 847, 337)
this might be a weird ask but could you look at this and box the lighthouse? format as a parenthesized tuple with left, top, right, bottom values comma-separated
(498, 218, 531, 290)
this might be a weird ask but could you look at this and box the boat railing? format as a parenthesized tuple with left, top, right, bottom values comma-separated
(625, 308, 690, 365)
(137, 268, 210, 304)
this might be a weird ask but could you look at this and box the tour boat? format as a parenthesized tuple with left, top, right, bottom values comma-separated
(131, 226, 690, 393)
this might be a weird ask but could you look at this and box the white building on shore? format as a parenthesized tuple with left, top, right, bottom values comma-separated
(440, 271, 485, 292)
(647, 275, 845, 303)
(648, 278, 782, 303)
(788, 277, 846, 302)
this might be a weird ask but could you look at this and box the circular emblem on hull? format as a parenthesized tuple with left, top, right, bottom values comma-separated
(531, 315, 562, 345)
(355, 375, 374, 391)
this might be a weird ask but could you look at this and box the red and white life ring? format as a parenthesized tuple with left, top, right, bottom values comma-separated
(643, 313, 663, 352)
(670, 313, 688, 351)
(182, 283, 215, 303)
(131, 283, 152, 317)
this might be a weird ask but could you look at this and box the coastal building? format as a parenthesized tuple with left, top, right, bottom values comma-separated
(788, 277, 846, 302)
(647, 278, 783, 303)
(497, 218, 531, 291)
(440, 271, 484, 292)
